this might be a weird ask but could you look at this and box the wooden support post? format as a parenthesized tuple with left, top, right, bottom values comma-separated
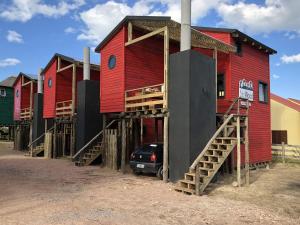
(213, 47, 218, 112)
(237, 116, 241, 187)
(53, 122, 57, 158)
(62, 124, 66, 157)
(128, 22, 132, 41)
(29, 122, 33, 156)
(121, 119, 126, 173)
(72, 64, 76, 115)
(102, 114, 107, 166)
(163, 116, 169, 182)
(195, 165, 200, 196)
(163, 27, 169, 109)
(71, 121, 76, 157)
(30, 81, 33, 119)
(58, 57, 61, 71)
(245, 116, 250, 186)
(282, 142, 285, 164)
(140, 118, 143, 145)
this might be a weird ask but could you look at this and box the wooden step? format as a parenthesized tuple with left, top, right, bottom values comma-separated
(174, 186, 195, 195)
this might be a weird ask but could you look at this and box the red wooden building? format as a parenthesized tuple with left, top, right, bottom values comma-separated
(41, 53, 100, 158)
(42, 53, 100, 119)
(95, 16, 276, 167)
(13, 73, 37, 121)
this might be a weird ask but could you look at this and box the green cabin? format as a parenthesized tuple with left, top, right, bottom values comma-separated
(0, 76, 16, 126)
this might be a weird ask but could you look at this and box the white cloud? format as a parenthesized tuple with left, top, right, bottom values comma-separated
(6, 30, 23, 43)
(64, 27, 76, 34)
(281, 53, 300, 64)
(0, 58, 21, 68)
(275, 62, 281, 66)
(217, 0, 300, 34)
(78, 0, 300, 45)
(78, 0, 223, 44)
(272, 74, 280, 79)
(0, 0, 85, 22)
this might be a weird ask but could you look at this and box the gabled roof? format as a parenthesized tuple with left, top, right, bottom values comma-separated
(41, 53, 99, 75)
(0, 76, 17, 88)
(288, 98, 300, 105)
(271, 93, 300, 112)
(194, 26, 277, 55)
(95, 16, 237, 54)
(12, 72, 37, 87)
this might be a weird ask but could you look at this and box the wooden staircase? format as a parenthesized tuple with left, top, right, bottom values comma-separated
(175, 98, 249, 195)
(74, 142, 103, 166)
(73, 120, 117, 167)
(31, 143, 45, 157)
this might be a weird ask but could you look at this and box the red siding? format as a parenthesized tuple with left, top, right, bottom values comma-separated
(43, 59, 57, 118)
(125, 34, 165, 90)
(199, 30, 231, 45)
(100, 27, 125, 113)
(13, 77, 22, 121)
(229, 41, 272, 163)
(43, 58, 101, 118)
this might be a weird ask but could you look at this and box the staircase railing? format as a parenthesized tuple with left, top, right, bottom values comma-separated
(190, 114, 235, 171)
(72, 119, 118, 162)
(28, 126, 54, 149)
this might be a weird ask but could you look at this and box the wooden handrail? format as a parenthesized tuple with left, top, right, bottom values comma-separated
(125, 83, 164, 93)
(28, 126, 54, 148)
(72, 119, 117, 160)
(190, 114, 234, 171)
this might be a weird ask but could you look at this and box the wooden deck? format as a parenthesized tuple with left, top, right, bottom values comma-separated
(56, 100, 73, 118)
(125, 84, 166, 113)
(20, 107, 32, 120)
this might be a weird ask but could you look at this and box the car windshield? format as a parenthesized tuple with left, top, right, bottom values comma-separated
(138, 144, 161, 152)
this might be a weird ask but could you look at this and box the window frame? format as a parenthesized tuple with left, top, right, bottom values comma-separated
(217, 73, 226, 99)
(258, 81, 268, 104)
(0, 88, 6, 97)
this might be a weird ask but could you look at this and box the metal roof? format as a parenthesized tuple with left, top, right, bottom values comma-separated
(194, 26, 277, 55)
(0, 76, 17, 88)
(41, 53, 99, 75)
(95, 16, 236, 53)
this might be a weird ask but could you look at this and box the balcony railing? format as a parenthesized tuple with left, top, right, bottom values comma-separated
(20, 107, 32, 120)
(56, 100, 73, 117)
(125, 84, 165, 112)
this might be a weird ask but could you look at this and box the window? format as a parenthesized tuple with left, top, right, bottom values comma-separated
(258, 81, 268, 103)
(16, 89, 19, 98)
(217, 74, 225, 98)
(272, 130, 288, 144)
(235, 41, 243, 56)
(48, 78, 52, 88)
(0, 88, 6, 97)
(108, 55, 116, 69)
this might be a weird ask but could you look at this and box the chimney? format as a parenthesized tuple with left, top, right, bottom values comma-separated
(180, 0, 191, 51)
(83, 47, 90, 80)
(38, 68, 43, 94)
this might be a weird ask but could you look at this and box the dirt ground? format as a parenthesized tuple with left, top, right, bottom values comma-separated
(0, 142, 299, 225)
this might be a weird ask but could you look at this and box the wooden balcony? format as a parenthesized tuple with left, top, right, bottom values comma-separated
(125, 84, 166, 112)
(56, 100, 73, 117)
(20, 107, 32, 120)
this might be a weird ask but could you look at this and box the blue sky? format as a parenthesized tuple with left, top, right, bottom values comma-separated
(0, 0, 299, 99)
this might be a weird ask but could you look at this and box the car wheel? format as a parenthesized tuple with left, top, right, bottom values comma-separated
(156, 166, 163, 180)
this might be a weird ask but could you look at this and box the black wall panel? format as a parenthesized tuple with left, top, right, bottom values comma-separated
(76, 80, 102, 152)
(169, 50, 216, 182)
(32, 93, 45, 147)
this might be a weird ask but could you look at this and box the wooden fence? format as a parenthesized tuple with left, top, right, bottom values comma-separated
(272, 143, 300, 162)
(104, 129, 118, 170)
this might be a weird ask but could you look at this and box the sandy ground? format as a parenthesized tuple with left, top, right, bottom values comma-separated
(0, 142, 299, 225)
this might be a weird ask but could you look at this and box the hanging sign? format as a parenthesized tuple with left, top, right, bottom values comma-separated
(239, 79, 253, 101)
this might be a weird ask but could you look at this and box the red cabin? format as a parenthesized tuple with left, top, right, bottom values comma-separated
(13, 73, 37, 121)
(95, 16, 276, 167)
(42, 54, 100, 119)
